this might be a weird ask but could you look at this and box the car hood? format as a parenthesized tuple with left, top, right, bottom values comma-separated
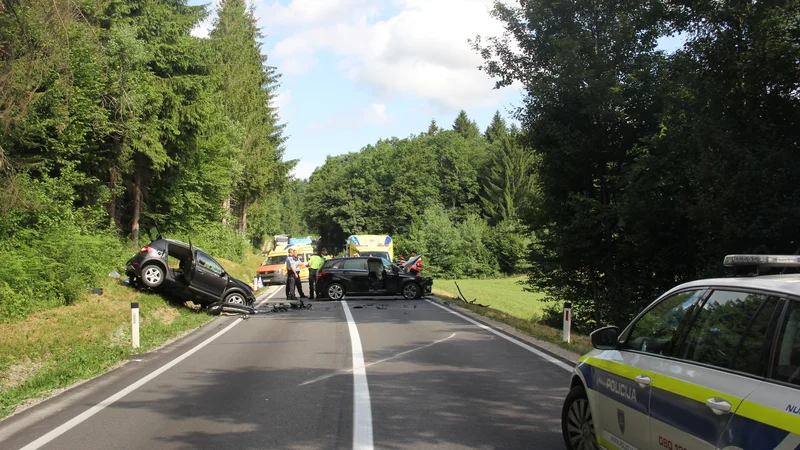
(228, 276, 255, 297)
(257, 263, 284, 273)
(401, 254, 422, 270)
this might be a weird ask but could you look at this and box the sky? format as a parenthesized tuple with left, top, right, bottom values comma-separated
(188, 0, 525, 180)
(188, 0, 684, 181)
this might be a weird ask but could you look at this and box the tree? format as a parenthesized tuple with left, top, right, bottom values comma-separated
(452, 110, 480, 140)
(474, 0, 668, 326)
(484, 110, 507, 144)
(210, 0, 287, 233)
(426, 118, 440, 135)
(480, 133, 537, 224)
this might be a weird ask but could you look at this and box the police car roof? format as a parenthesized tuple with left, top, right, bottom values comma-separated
(669, 274, 800, 298)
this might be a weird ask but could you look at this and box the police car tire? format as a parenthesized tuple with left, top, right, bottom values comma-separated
(561, 385, 598, 450)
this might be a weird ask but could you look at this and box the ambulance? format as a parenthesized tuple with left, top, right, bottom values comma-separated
(345, 235, 393, 261)
(256, 243, 315, 285)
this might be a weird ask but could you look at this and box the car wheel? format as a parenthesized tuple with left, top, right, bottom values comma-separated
(141, 264, 165, 288)
(327, 283, 345, 300)
(225, 292, 246, 305)
(561, 385, 598, 450)
(402, 282, 419, 300)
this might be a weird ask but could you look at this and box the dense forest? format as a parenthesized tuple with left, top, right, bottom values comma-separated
(0, 0, 292, 320)
(2, 0, 799, 333)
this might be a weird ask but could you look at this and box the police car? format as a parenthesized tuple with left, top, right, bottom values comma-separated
(562, 255, 800, 450)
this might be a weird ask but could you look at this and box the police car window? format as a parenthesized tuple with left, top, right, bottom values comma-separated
(343, 259, 367, 270)
(772, 301, 800, 386)
(673, 290, 777, 375)
(623, 290, 705, 356)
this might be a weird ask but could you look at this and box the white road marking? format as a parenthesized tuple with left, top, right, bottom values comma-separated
(341, 300, 374, 450)
(20, 317, 245, 450)
(298, 333, 457, 386)
(426, 299, 573, 372)
(255, 285, 282, 306)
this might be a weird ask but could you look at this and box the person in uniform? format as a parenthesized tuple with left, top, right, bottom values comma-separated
(307, 248, 325, 300)
(292, 248, 307, 299)
(321, 247, 332, 260)
(285, 250, 298, 300)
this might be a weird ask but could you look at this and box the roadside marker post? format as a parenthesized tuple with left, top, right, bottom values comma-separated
(563, 302, 572, 343)
(131, 302, 140, 348)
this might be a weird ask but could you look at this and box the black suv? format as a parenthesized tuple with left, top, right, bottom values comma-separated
(315, 255, 433, 300)
(125, 224, 255, 307)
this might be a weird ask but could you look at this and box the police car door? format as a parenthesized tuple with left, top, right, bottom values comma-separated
(594, 289, 707, 450)
(717, 298, 800, 450)
(644, 290, 781, 450)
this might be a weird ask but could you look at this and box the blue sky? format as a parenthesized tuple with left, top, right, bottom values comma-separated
(189, 0, 684, 180)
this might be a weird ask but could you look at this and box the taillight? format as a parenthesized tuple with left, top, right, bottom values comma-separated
(317, 271, 326, 279)
(140, 246, 153, 253)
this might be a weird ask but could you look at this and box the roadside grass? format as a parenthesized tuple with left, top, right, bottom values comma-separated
(0, 253, 263, 420)
(434, 277, 593, 356)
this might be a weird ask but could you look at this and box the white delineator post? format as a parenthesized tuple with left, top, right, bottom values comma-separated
(563, 302, 572, 343)
(131, 302, 140, 348)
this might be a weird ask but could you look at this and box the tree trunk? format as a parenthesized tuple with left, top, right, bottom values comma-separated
(222, 195, 231, 225)
(132, 164, 142, 248)
(238, 195, 247, 233)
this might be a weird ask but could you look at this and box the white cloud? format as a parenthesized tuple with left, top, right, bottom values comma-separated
(265, 0, 516, 111)
(190, 0, 222, 39)
(308, 103, 390, 132)
(271, 90, 293, 109)
(291, 159, 321, 180)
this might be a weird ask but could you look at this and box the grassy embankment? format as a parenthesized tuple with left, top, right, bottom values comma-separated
(433, 277, 593, 356)
(0, 253, 264, 420)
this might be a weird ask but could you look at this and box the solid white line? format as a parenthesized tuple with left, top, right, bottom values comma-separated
(255, 285, 282, 306)
(20, 318, 245, 450)
(341, 300, 374, 450)
(425, 299, 573, 372)
(298, 333, 457, 387)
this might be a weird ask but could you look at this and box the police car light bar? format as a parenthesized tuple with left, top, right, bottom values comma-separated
(723, 254, 800, 268)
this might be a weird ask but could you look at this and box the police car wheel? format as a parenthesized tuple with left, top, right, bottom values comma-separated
(561, 385, 598, 450)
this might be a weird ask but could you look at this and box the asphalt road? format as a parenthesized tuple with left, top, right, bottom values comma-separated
(0, 282, 572, 450)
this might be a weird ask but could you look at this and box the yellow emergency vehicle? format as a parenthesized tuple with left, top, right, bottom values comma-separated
(345, 235, 393, 261)
(257, 243, 315, 285)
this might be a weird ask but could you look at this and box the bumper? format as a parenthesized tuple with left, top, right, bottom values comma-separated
(260, 271, 286, 285)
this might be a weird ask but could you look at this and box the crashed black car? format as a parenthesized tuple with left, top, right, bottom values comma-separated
(125, 224, 256, 307)
(315, 255, 433, 300)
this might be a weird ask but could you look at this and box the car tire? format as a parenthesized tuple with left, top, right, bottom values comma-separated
(141, 264, 165, 288)
(561, 385, 598, 450)
(224, 292, 246, 305)
(402, 282, 420, 300)
(327, 283, 345, 301)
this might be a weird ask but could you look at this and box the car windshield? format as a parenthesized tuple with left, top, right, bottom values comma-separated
(361, 251, 390, 260)
(262, 255, 287, 265)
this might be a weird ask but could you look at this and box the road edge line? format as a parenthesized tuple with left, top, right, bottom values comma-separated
(425, 299, 573, 372)
(20, 318, 245, 450)
(341, 300, 374, 450)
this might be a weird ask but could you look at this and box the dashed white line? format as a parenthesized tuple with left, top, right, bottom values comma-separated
(425, 299, 573, 372)
(20, 312, 251, 449)
(341, 300, 374, 450)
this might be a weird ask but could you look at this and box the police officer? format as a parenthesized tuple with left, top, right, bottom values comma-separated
(321, 247, 332, 261)
(292, 248, 307, 299)
(285, 250, 298, 300)
(307, 248, 325, 300)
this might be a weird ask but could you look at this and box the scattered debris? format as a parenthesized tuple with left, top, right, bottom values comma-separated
(352, 305, 364, 309)
(454, 282, 490, 308)
(206, 302, 256, 316)
(376, 305, 387, 310)
(108, 270, 121, 279)
(90, 287, 103, 295)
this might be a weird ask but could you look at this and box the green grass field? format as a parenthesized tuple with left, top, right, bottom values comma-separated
(434, 277, 547, 321)
(433, 277, 593, 355)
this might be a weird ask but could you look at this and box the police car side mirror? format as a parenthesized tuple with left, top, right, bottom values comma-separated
(591, 326, 620, 350)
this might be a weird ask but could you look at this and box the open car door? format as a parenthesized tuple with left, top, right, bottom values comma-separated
(184, 239, 196, 284)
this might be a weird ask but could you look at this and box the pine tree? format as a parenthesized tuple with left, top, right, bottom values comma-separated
(427, 119, 440, 135)
(210, 0, 286, 233)
(484, 111, 507, 144)
(452, 110, 480, 140)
